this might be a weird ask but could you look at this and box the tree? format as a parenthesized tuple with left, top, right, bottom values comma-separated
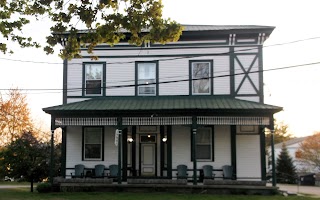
(0, 131, 61, 182)
(265, 120, 293, 147)
(296, 132, 320, 171)
(1, 0, 183, 60)
(276, 143, 297, 184)
(0, 88, 33, 146)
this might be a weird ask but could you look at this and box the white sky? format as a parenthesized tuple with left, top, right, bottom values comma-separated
(0, 0, 319, 137)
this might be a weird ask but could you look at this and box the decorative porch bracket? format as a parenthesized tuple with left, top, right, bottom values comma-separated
(55, 116, 270, 126)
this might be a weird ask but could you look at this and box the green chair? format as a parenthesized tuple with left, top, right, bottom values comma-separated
(177, 164, 188, 179)
(94, 164, 105, 178)
(203, 165, 215, 179)
(71, 164, 85, 178)
(108, 164, 118, 178)
(222, 165, 234, 179)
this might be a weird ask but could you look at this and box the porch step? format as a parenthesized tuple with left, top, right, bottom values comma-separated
(203, 180, 267, 186)
(127, 178, 187, 185)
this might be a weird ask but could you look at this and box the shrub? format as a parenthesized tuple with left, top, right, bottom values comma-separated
(36, 182, 52, 193)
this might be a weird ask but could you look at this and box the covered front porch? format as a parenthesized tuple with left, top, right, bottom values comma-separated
(43, 96, 282, 187)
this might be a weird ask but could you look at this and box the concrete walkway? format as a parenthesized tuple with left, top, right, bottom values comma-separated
(277, 184, 320, 197)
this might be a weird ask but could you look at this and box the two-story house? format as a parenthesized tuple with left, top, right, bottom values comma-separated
(43, 25, 282, 185)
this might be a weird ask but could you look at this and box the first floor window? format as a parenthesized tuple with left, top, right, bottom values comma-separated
(191, 62, 211, 95)
(137, 62, 157, 95)
(83, 127, 103, 160)
(195, 127, 212, 160)
(84, 63, 103, 95)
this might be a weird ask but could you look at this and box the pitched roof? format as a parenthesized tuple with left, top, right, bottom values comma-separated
(63, 24, 275, 36)
(182, 24, 275, 31)
(43, 96, 282, 116)
(274, 137, 309, 148)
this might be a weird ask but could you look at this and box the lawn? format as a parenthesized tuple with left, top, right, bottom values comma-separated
(0, 188, 318, 200)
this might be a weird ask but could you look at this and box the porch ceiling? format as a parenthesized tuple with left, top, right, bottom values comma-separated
(43, 96, 282, 117)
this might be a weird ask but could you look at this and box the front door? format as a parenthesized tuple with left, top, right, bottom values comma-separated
(141, 143, 156, 176)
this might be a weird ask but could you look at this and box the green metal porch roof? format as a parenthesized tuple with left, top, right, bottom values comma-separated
(43, 96, 282, 115)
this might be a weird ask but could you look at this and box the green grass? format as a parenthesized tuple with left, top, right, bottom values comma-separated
(0, 181, 31, 185)
(0, 188, 318, 200)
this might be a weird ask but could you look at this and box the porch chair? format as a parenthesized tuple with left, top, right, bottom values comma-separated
(71, 164, 85, 178)
(203, 165, 215, 179)
(108, 164, 118, 179)
(222, 165, 234, 179)
(177, 164, 188, 179)
(94, 164, 105, 178)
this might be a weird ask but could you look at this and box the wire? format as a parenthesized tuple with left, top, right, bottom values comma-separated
(0, 36, 320, 65)
(0, 60, 319, 94)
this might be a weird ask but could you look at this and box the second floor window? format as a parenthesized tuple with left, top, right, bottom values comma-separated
(191, 61, 211, 95)
(84, 64, 103, 95)
(137, 62, 157, 96)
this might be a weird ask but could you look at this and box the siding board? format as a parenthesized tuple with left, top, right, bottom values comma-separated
(236, 135, 261, 180)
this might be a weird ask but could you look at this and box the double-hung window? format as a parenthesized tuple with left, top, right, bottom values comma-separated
(84, 63, 105, 96)
(191, 61, 211, 95)
(195, 127, 213, 160)
(83, 127, 104, 160)
(137, 62, 157, 96)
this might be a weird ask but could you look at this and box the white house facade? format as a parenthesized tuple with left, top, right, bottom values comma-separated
(43, 25, 282, 185)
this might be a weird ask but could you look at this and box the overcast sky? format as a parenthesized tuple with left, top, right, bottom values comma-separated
(1, 0, 319, 137)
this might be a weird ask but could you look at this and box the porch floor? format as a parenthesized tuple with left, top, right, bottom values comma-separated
(56, 178, 279, 195)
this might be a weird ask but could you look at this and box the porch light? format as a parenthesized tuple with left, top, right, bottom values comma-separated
(148, 134, 151, 138)
(127, 137, 133, 143)
(162, 137, 167, 142)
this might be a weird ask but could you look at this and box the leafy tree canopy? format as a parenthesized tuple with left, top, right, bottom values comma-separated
(296, 132, 320, 171)
(266, 120, 293, 147)
(0, 0, 183, 60)
(0, 132, 59, 182)
(0, 88, 33, 145)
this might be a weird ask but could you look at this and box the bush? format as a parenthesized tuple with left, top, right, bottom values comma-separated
(36, 182, 52, 193)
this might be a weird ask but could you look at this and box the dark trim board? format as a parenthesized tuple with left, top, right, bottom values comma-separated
(63, 59, 68, 105)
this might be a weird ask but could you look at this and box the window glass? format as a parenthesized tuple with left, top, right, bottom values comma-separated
(195, 128, 212, 160)
(192, 62, 210, 94)
(84, 127, 103, 160)
(138, 63, 156, 95)
(85, 64, 103, 95)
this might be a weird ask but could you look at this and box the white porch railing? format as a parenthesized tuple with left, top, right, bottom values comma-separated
(55, 117, 117, 126)
(197, 116, 270, 125)
(54, 116, 270, 126)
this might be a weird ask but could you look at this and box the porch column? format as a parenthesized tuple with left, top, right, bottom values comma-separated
(50, 116, 55, 185)
(61, 127, 67, 178)
(160, 126, 165, 177)
(230, 125, 237, 180)
(167, 125, 172, 179)
(117, 117, 122, 184)
(260, 126, 266, 181)
(122, 128, 128, 181)
(192, 116, 197, 185)
(132, 126, 137, 176)
(269, 116, 276, 187)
